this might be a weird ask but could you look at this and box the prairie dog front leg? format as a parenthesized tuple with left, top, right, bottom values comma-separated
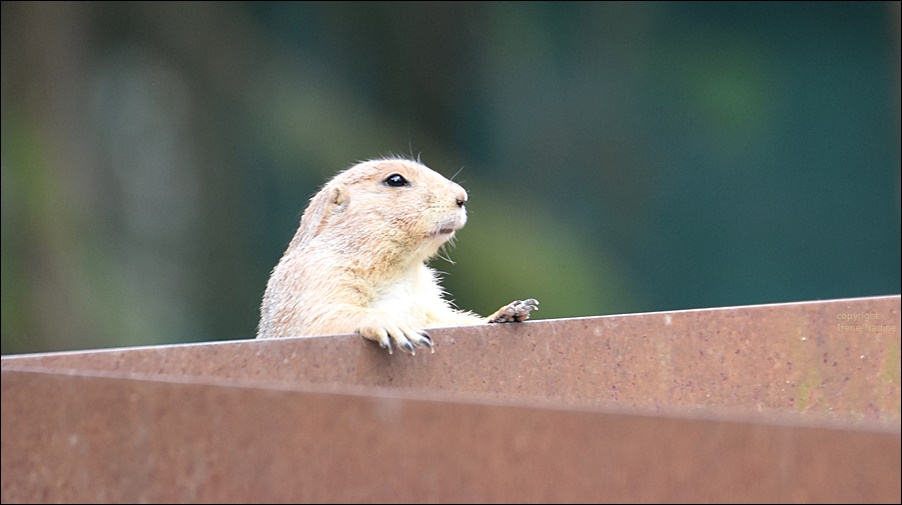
(486, 299, 540, 323)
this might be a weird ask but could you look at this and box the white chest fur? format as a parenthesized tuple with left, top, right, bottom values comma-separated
(370, 263, 444, 315)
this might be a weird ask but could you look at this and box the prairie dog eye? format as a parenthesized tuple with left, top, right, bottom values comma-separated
(384, 173, 409, 187)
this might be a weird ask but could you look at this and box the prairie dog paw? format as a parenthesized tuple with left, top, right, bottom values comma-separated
(359, 325, 433, 355)
(487, 298, 539, 323)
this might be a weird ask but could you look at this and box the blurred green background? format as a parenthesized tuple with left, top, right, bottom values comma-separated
(2, 1, 899, 355)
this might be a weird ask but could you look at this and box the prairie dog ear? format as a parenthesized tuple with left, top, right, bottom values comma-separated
(289, 183, 350, 249)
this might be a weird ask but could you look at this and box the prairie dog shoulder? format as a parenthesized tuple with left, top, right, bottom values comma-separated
(257, 157, 537, 354)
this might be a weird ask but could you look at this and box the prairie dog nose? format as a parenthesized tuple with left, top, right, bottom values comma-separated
(453, 184, 468, 207)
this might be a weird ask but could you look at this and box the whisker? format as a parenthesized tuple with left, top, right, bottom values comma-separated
(436, 242, 456, 265)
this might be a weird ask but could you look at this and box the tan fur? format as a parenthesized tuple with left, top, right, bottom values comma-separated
(257, 158, 538, 354)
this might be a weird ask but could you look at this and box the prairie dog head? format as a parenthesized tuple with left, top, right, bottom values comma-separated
(292, 158, 469, 266)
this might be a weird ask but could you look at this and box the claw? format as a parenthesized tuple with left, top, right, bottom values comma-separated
(362, 326, 435, 355)
(399, 338, 416, 355)
(420, 331, 434, 353)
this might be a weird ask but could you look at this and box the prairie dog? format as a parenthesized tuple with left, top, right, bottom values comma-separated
(257, 157, 538, 354)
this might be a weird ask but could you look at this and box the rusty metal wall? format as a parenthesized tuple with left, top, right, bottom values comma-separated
(2, 368, 900, 503)
(4, 295, 899, 421)
(2, 295, 900, 502)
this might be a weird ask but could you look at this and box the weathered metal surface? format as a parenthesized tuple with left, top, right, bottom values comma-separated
(4, 295, 900, 422)
(2, 296, 900, 502)
(2, 368, 899, 504)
